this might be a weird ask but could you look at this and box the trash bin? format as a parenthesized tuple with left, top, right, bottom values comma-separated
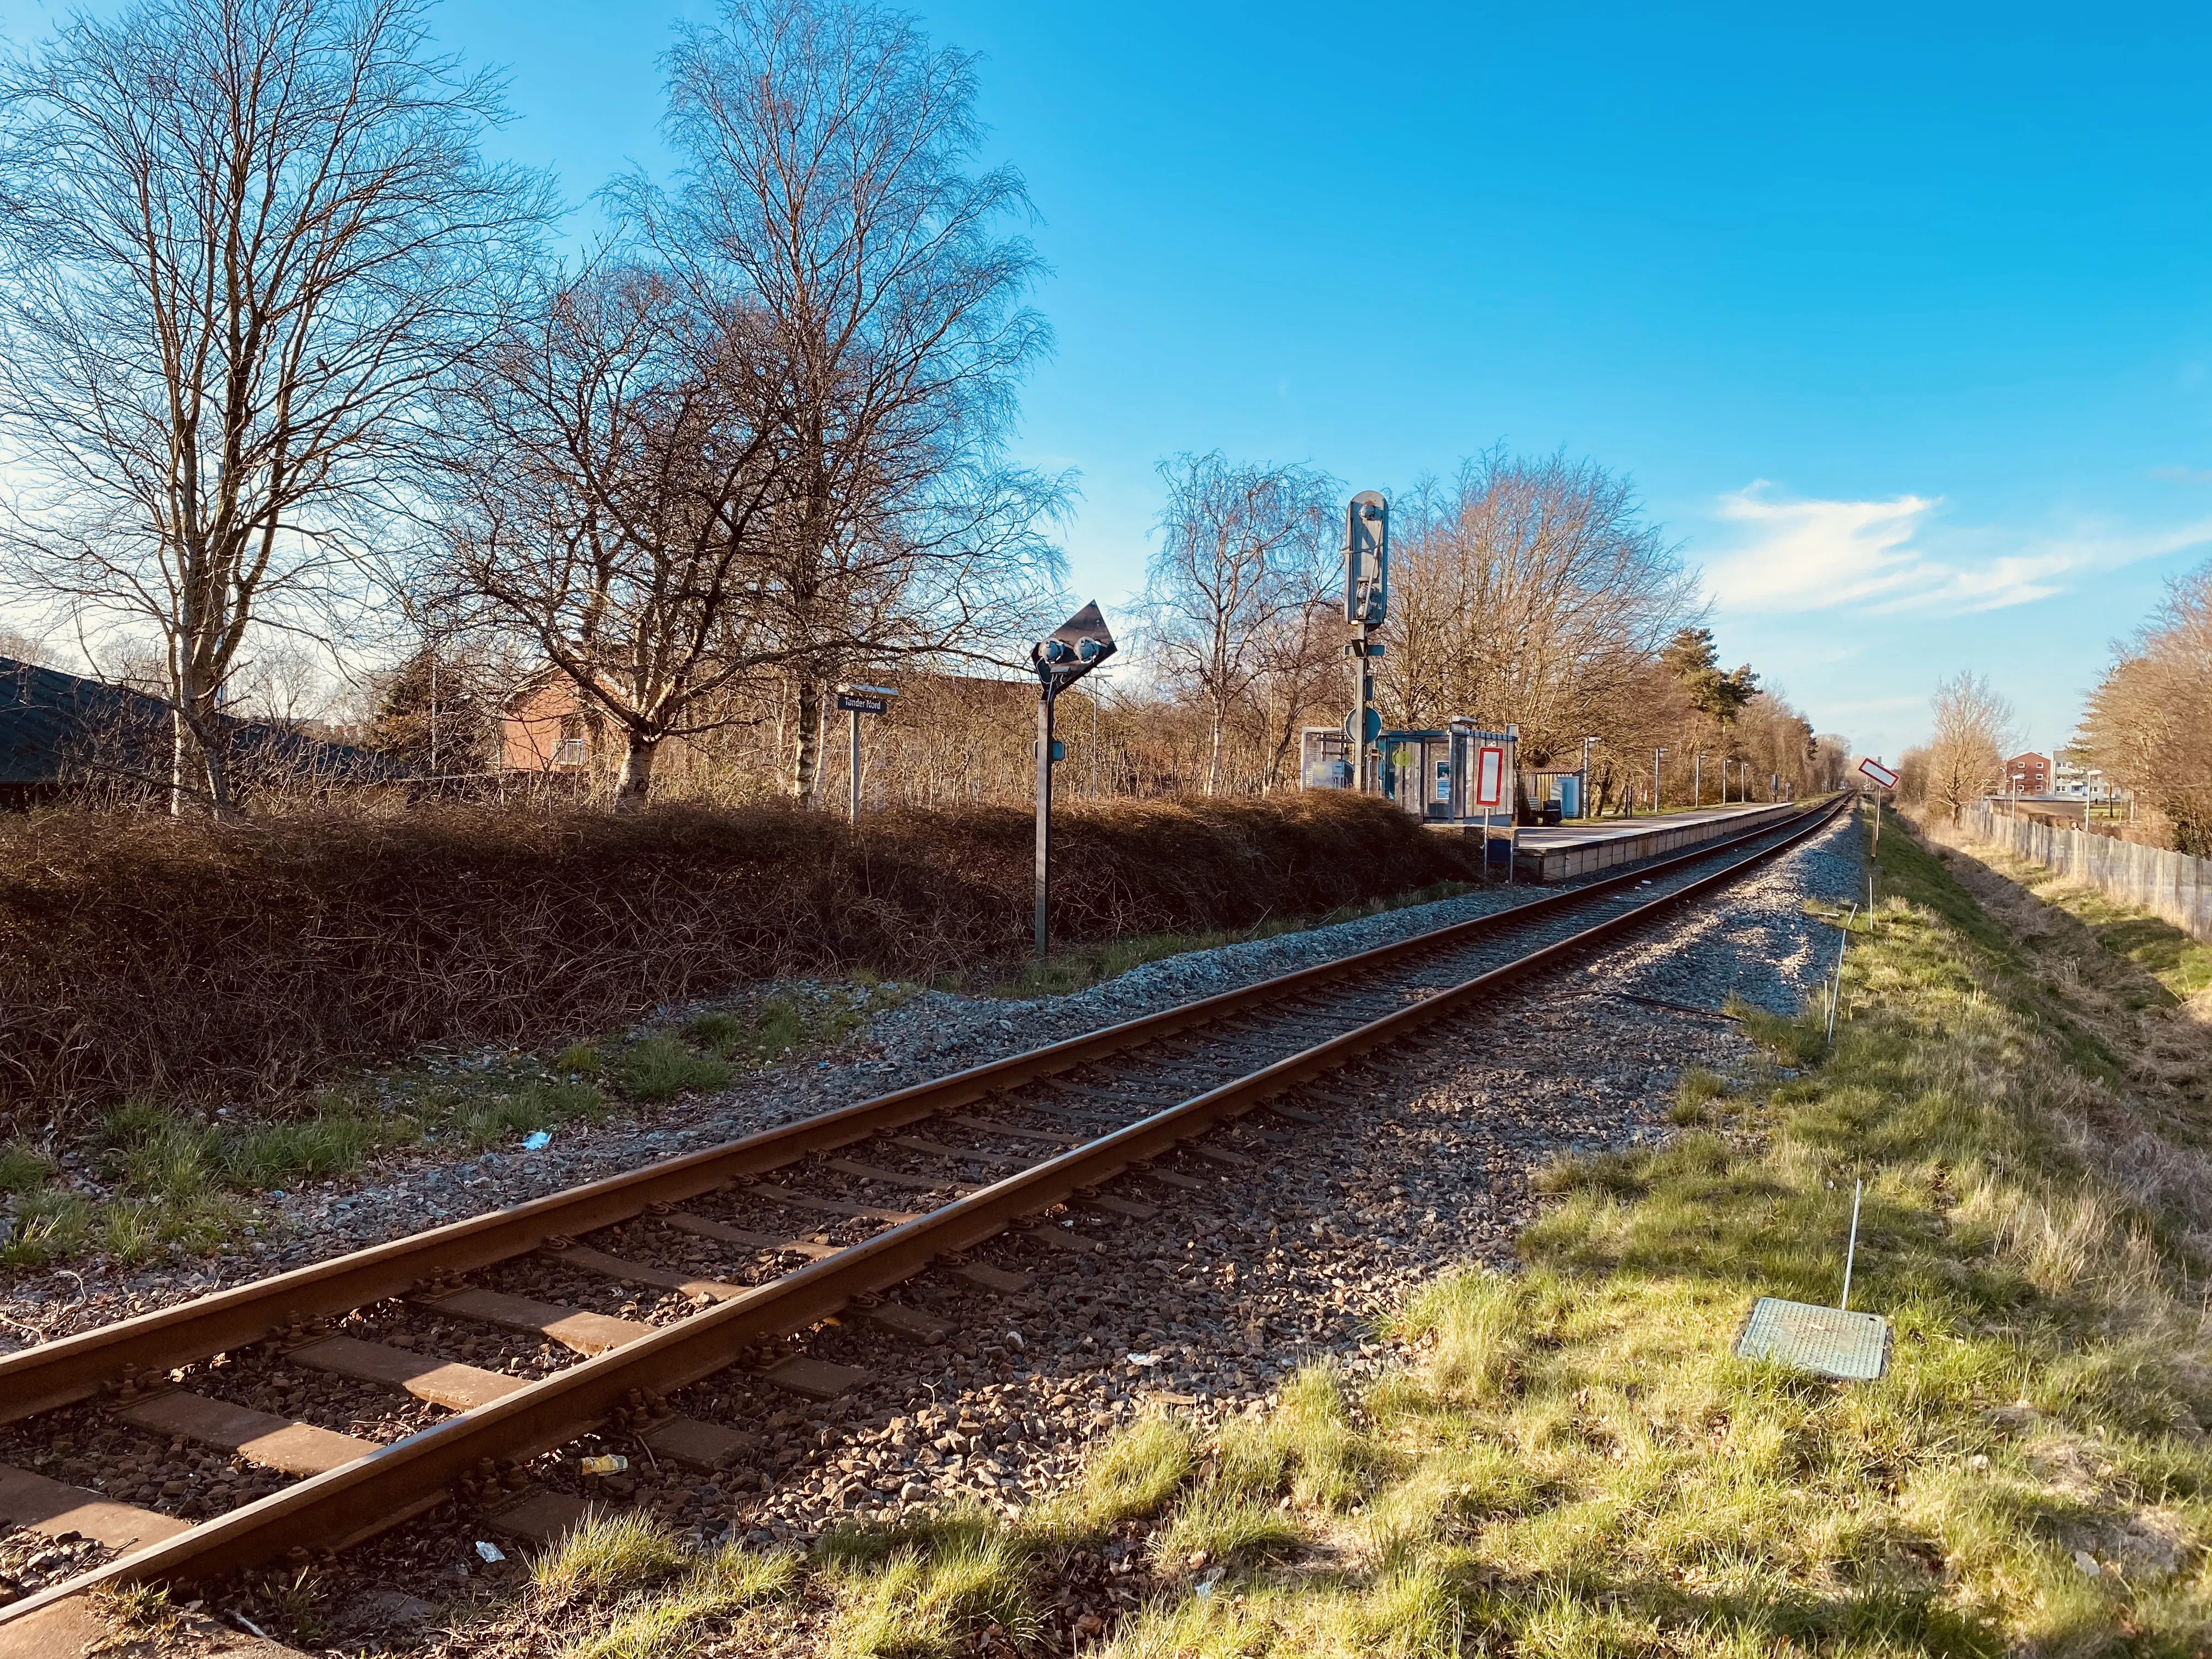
(1540, 800, 1564, 826)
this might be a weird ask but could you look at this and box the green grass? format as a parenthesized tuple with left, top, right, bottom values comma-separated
(819, 1510, 1037, 1658)
(522, 1511, 799, 1659)
(1, 981, 912, 1271)
(987, 881, 1479, 998)
(0, 1139, 55, 1195)
(1961, 844, 2212, 1005)
(608, 1036, 731, 1102)
(534, 1510, 695, 1600)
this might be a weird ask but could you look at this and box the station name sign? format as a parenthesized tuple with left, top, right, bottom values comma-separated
(836, 684, 899, 716)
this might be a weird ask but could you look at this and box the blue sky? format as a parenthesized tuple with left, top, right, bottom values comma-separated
(7, 0, 2209, 760)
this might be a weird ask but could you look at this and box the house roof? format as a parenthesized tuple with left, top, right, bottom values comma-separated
(0, 656, 415, 789)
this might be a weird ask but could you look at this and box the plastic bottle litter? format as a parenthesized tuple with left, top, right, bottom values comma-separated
(473, 1541, 505, 1564)
(580, 1454, 629, 1475)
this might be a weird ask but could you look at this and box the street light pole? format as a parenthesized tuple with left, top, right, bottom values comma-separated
(1694, 751, 1702, 809)
(1580, 735, 1598, 820)
(1653, 747, 1667, 815)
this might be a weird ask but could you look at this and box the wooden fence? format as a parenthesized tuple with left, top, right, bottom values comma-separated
(1968, 805, 2212, 944)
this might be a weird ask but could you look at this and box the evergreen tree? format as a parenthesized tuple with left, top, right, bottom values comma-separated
(364, 652, 492, 774)
(1662, 627, 1758, 722)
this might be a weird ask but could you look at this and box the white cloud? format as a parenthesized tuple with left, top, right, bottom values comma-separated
(1699, 483, 2212, 617)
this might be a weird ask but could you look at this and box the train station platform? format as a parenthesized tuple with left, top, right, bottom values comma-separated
(1511, 801, 1807, 883)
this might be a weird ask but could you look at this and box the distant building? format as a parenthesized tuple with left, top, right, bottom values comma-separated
(2051, 755, 2114, 802)
(0, 655, 411, 809)
(2003, 751, 2049, 794)
(500, 675, 597, 775)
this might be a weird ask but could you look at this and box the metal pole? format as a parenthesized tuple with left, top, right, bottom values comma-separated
(1035, 685, 1054, 960)
(1840, 1179, 1864, 1311)
(1694, 752, 1701, 809)
(1347, 632, 1359, 793)
(849, 706, 862, 824)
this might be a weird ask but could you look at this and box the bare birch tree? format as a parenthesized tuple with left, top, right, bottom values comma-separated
(629, 0, 1059, 804)
(1142, 452, 1335, 795)
(1250, 597, 1342, 791)
(0, 0, 548, 814)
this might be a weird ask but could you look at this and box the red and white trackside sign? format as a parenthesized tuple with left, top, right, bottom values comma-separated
(1858, 758, 1899, 789)
(1474, 746, 1506, 806)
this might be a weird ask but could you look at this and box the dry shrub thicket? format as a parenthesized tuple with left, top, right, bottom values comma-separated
(0, 792, 1479, 1126)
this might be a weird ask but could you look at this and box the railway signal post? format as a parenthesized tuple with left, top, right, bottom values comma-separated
(1342, 490, 1389, 792)
(1032, 602, 1117, 959)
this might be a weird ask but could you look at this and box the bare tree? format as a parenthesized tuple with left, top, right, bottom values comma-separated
(1895, 744, 1931, 807)
(0, 0, 549, 815)
(1251, 596, 1343, 791)
(631, 0, 1060, 804)
(1142, 452, 1335, 795)
(440, 264, 797, 809)
(2080, 560, 2212, 853)
(1731, 689, 1816, 798)
(1383, 449, 1697, 768)
(1926, 670, 2013, 823)
(1811, 732, 1853, 792)
(0, 630, 53, 668)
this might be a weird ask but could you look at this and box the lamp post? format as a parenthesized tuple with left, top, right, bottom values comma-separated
(1694, 751, 1703, 809)
(1579, 735, 1598, 820)
(1652, 748, 1667, 816)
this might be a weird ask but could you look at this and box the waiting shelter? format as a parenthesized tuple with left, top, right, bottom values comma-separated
(1376, 720, 1519, 873)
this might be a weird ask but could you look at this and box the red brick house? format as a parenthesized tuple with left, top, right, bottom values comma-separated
(501, 676, 594, 774)
(2004, 751, 2049, 794)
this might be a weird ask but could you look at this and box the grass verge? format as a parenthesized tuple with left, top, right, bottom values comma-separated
(1943, 837, 2212, 1006)
(0, 982, 910, 1270)
(478, 799, 2212, 1657)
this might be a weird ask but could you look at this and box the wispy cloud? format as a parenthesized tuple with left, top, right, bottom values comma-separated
(1699, 483, 2212, 616)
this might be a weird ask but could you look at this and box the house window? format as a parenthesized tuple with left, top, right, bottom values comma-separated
(554, 737, 588, 768)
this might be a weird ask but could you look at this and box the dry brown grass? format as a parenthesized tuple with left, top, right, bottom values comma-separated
(0, 793, 1480, 1125)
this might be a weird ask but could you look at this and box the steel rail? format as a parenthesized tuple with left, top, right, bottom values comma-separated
(0, 795, 1844, 1621)
(0, 802, 1822, 1425)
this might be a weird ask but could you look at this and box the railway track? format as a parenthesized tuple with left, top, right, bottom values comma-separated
(0, 796, 1846, 1630)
